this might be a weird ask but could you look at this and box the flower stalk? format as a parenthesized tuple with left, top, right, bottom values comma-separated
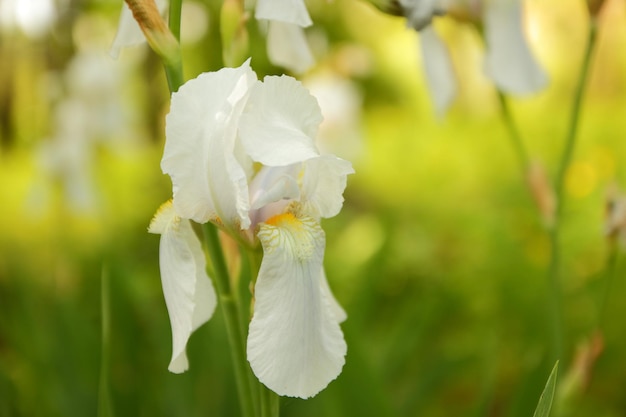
(203, 223, 256, 417)
(124, 0, 183, 91)
(547, 18, 599, 362)
(496, 90, 529, 175)
(168, 0, 182, 42)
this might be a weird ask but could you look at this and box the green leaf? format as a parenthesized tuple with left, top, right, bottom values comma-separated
(533, 361, 559, 417)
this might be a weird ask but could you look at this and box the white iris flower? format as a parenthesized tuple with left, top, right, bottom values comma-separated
(401, 0, 547, 115)
(152, 60, 352, 398)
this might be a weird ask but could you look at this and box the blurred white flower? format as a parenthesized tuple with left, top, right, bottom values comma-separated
(0, 0, 56, 38)
(155, 60, 352, 398)
(305, 71, 364, 161)
(255, 0, 315, 73)
(400, 0, 547, 115)
(34, 51, 131, 214)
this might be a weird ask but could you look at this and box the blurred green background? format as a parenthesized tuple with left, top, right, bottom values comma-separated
(1, 0, 626, 416)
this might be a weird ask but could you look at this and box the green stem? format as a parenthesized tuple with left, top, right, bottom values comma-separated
(163, 57, 184, 93)
(203, 223, 255, 417)
(260, 385, 280, 417)
(98, 265, 114, 417)
(164, 0, 183, 92)
(546, 19, 599, 362)
(168, 0, 182, 42)
(237, 247, 262, 416)
(497, 90, 530, 175)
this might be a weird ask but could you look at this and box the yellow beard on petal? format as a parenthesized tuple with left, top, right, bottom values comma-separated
(265, 212, 299, 228)
(258, 211, 322, 262)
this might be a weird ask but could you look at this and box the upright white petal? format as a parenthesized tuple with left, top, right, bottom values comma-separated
(420, 26, 457, 116)
(301, 155, 354, 219)
(110, 0, 168, 58)
(148, 201, 217, 373)
(265, 21, 315, 75)
(239, 74, 321, 166)
(256, 0, 312, 27)
(247, 212, 347, 398)
(162, 61, 256, 229)
(483, 0, 547, 94)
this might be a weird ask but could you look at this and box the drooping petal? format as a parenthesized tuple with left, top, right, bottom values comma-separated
(110, 0, 168, 58)
(300, 155, 354, 219)
(419, 25, 457, 116)
(247, 212, 347, 398)
(148, 200, 217, 373)
(483, 0, 547, 94)
(255, 0, 312, 27)
(239, 74, 321, 166)
(162, 61, 257, 229)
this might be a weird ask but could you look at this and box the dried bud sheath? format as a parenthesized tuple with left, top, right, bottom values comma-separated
(124, 0, 180, 64)
(587, 0, 607, 18)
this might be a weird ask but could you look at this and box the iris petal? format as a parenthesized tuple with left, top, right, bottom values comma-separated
(240, 74, 321, 166)
(247, 212, 347, 398)
(483, 0, 547, 94)
(255, 0, 312, 27)
(148, 201, 217, 373)
(266, 21, 315, 74)
(420, 26, 457, 116)
(162, 61, 257, 229)
(301, 155, 354, 219)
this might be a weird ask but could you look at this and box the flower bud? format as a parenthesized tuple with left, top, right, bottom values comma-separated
(124, 0, 180, 64)
(587, 0, 608, 18)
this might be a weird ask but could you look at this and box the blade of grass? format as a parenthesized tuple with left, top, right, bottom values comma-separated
(533, 361, 559, 417)
(98, 264, 114, 417)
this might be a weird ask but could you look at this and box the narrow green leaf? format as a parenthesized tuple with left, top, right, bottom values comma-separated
(533, 361, 559, 417)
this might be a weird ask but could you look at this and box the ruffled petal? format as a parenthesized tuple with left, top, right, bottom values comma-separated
(247, 212, 347, 398)
(265, 21, 315, 74)
(148, 201, 217, 373)
(239, 74, 321, 166)
(420, 25, 457, 116)
(162, 61, 256, 229)
(300, 155, 354, 219)
(483, 0, 547, 94)
(255, 0, 312, 27)
(109, 0, 168, 58)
